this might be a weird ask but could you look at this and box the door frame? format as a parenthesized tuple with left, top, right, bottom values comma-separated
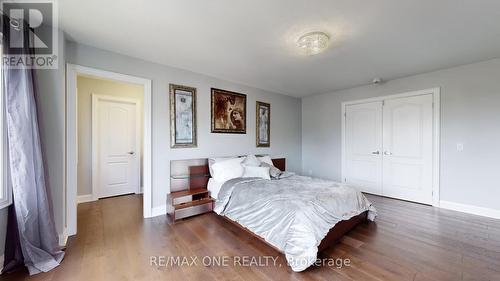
(66, 64, 153, 237)
(341, 87, 441, 206)
(91, 94, 141, 200)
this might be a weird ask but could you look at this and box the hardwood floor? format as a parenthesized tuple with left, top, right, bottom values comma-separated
(3, 194, 500, 281)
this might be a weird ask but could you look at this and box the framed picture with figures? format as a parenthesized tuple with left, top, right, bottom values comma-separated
(211, 88, 246, 134)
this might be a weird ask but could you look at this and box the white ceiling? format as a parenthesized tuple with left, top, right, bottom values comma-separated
(59, 0, 500, 97)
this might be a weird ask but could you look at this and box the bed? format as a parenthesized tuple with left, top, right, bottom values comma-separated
(204, 157, 376, 272)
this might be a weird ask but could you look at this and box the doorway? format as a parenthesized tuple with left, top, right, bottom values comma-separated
(342, 88, 440, 206)
(66, 64, 152, 237)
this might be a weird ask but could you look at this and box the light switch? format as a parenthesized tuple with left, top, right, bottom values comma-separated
(456, 143, 464, 152)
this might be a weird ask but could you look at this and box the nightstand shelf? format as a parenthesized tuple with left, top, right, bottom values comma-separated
(170, 188, 209, 199)
(170, 174, 210, 180)
(167, 189, 213, 221)
(175, 198, 214, 210)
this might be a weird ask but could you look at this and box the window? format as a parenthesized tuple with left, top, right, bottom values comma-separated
(0, 44, 12, 209)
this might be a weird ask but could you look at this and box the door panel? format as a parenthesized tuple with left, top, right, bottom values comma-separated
(107, 162, 128, 185)
(390, 104, 423, 157)
(382, 94, 433, 204)
(345, 102, 383, 195)
(97, 99, 139, 198)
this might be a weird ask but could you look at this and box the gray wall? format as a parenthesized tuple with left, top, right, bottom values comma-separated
(66, 42, 302, 209)
(35, 30, 67, 238)
(302, 58, 500, 211)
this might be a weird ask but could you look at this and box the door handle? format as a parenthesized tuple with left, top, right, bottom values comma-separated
(371, 151, 380, 155)
(384, 151, 392, 155)
(127, 151, 135, 155)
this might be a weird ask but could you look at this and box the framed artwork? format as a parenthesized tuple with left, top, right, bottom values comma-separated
(211, 88, 246, 134)
(256, 101, 270, 147)
(169, 84, 197, 148)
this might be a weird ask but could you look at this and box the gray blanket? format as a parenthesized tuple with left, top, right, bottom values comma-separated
(214, 175, 376, 272)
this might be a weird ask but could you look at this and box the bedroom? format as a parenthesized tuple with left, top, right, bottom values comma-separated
(0, 0, 499, 280)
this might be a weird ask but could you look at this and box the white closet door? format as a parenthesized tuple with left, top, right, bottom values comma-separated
(382, 94, 433, 204)
(345, 102, 383, 195)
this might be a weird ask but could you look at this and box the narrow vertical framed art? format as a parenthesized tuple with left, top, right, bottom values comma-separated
(169, 84, 197, 148)
(256, 101, 270, 147)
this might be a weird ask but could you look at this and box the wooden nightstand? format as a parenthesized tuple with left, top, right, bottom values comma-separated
(167, 188, 214, 221)
(168, 162, 213, 221)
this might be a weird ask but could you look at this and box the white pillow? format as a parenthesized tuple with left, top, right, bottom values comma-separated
(257, 155, 274, 166)
(241, 155, 261, 167)
(208, 156, 238, 177)
(242, 166, 271, 180)
(211, 157, 244, 183)
(260, 162, 282, 179)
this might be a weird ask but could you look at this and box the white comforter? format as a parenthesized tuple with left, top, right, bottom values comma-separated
(214, 175, 376, 272)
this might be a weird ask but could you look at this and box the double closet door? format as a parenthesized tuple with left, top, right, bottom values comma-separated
(344, 94, 434, 205)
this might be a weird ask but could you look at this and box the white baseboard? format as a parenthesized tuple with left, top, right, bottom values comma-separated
(440, 201, 500, 220)
(77, 194, 95, 204)
(151, 204, 166, 217)
(136, 186, 144, 195)
(58, 227, 68, 248)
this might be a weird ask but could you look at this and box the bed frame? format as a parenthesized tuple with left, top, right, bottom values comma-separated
(192, 157, 369, 254)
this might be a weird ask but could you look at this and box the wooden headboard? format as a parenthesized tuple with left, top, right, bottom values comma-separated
(271, 158, 286, 171)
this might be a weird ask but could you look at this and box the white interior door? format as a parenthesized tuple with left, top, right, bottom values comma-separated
(95, 98, 139, 199)
(345, 102, 383, 194)
(382, 94, 433, 204)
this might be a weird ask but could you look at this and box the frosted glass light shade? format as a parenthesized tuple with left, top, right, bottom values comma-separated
(297, 32, 330, 55)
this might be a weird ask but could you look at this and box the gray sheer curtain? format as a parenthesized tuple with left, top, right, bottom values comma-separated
(2, 15, 64, 275)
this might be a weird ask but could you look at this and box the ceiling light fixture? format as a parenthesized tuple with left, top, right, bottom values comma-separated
(297, 31, 330, 55)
